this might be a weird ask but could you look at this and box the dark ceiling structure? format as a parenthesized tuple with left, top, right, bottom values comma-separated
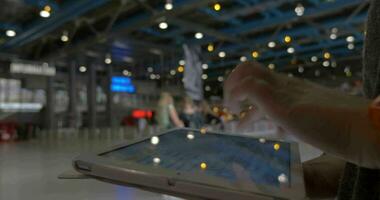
(0, 0, 369, 92)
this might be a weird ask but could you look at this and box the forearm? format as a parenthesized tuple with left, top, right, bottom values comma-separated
(169, 108, 184, 127)
(303, 154, 346, 198)
(286, 94, 380, 169)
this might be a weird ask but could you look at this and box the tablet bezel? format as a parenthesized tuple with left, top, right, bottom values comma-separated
(73, 128, 305, 199)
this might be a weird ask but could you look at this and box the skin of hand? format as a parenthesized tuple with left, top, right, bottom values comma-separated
(224, 61, 380, 169)
(169, 106, 184, 127)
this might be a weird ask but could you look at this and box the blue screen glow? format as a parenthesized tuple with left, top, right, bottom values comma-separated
(112, 77, 132, 84)
(111, 76, 136, 93)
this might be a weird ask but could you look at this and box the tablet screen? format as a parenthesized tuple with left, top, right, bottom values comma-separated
(101, 129, 291, 188)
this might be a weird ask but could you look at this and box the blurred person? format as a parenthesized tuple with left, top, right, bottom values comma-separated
(156, 92, 184, 130)
(179, 97, 203, 129)
(224, 2, 380, 199)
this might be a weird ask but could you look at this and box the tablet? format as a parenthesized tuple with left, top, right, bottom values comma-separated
(73, 128, 305, 200)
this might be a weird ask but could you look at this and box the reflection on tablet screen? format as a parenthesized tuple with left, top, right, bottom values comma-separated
(101, 129, 290, 188)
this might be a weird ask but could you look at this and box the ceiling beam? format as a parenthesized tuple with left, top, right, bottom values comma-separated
(168, 18, 243, 43)
(223, 0, 367, 35)
(1, 0, 111, 50)
(44, 0, 221, 60)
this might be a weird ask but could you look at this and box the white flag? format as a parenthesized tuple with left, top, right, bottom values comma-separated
(183, 44, 203, 100)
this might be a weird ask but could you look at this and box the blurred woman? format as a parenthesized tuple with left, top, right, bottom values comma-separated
(179, 97, 203, 129)
(156, 92, 184, 130)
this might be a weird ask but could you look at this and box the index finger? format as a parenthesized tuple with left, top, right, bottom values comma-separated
(224, 61, 274, 93)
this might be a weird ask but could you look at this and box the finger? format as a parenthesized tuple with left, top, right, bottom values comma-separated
(225, 76, 256, 113)
(224, 77, 252, 113)
(224, 61, 275, 93)
(225, 76, 273, 114)
(224, 62, 275, 110)
(236, 107, 265, 131)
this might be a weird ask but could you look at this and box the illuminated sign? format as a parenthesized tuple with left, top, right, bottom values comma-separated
(132, 109, 153, 119)
(0, 103, 43, 112)
(111, 76, 136, 93)
(10, 62, 56, 76)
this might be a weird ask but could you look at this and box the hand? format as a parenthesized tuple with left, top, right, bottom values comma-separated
(224, 62, 380, 169)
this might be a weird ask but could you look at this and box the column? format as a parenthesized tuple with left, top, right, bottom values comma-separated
(45, 77, 55, 130)
(106, 65, 114, 127)
(87, 63, 96, 130)
(68, 61, 77, 128)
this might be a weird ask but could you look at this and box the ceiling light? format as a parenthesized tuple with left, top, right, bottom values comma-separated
(159, 22, 168, 29)
(179, 60, 185, 65)
(170, 70, 176, 75)
(104, 58, 112, 64)
(61, 31, 69, 42)
(268, 63, 275, 70)
(39, 5, 51, 18)
(287, 47, 295, 54)
(44, 5, 51, 12)
(153, 157, 161, 164)
(79, 66, 87, 72)
(298, 66, 304, 73)
(218, 51, 226, 58)
(268, 41, 276, 48)
(5, 30, 16, 37)
(311, 56, 318, 62)
(104, 54, 112, 64)
(61, 35, 69, 42)
(251, 51, 259, 58)
(331, 27, 338, 34)
(346, 36, 355, 43)
(156, 74, 160, 79)
(165, 2, 173, 10)
(284, 35, 292, 43)
(348, 43, 355, 50)
(123, 70, 130, 76)
(213, 3, 221, 11)
(202, 74, 208, 80)
(323, 60, 330, 67)
(147, 67, 153, 73)
(150, 74, 156, 80)
(344, 67, 351, 74)
(177, 65, 185, 73)
(323, 52, 331, 59)
(217, 76, 224, 82)
(330, 33, 337, 40)
(207, 44, 214, 52)
(240, 56, 247, 62)
(195, 32, 203, 39)
(202, 64, 209, 70)
(294, 3, 305, 16)
(205, 85, 211, 91)
(40, 10, 50, 18)
(331, 61, 337, 68)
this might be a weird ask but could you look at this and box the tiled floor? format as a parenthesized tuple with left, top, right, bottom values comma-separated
(0, 129, 321, 200)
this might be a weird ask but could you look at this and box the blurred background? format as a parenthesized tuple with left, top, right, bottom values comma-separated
(0, 0, 369, 199)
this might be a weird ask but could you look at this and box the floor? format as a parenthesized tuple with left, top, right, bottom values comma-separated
(0, 129, 178, 200)
(0, 128, 321, 200)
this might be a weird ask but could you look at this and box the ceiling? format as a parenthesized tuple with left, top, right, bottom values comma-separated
(0, 0, 369, 95)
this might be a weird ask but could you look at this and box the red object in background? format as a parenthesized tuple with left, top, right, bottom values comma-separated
(0, 122, 17, 141)
(132, 109, 153, 119)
